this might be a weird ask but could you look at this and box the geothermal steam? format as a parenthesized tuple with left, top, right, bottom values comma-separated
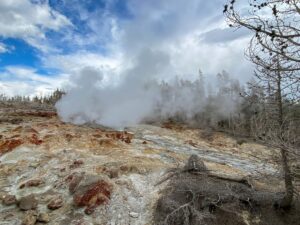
(56, 49, 167, 127)
(56, 48, 241, 128)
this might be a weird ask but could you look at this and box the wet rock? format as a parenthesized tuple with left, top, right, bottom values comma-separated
(72, 175, 113, 215)
(2, 194, 17, 206)
(37, 212, 50, 223)
(47, 195, 64, 210)
(19, 195, 38, 210)
(19, 179, 44, 189)
(22, 210, 37, 225)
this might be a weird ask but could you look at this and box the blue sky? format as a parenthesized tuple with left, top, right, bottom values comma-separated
(0, 0, 252, 97)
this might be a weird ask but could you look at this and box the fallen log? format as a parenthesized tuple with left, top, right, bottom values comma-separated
(156, 154, 252, 188)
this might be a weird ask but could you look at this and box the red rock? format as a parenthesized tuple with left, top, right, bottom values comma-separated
(47, 195, 64, 210)
(29, 133, 43, 145)
(0, 138, 23, 155)
(73, 180, 112, 215)
(116, 133, 122, 139)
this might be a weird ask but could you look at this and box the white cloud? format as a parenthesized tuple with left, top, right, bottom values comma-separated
(43, 0, 253, 81)
(1, 0, 255, 97)
(165, 33, 253, 82)
(200, 27, 250, 43)
(0, 42, 9, 53)
(0, 0, 72, 52)
(44, 51, 121, 74)
(0, 66, 69, 97)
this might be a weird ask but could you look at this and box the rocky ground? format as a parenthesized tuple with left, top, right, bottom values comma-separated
(0, 105, 297, 225)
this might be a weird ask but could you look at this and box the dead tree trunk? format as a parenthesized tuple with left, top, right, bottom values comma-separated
(279, 148, 294, 208)
(276, 67, 294, 209)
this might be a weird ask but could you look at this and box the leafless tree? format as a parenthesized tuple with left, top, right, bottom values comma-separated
(224, 0, 300, 208)
(224, 0, 300, 72)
